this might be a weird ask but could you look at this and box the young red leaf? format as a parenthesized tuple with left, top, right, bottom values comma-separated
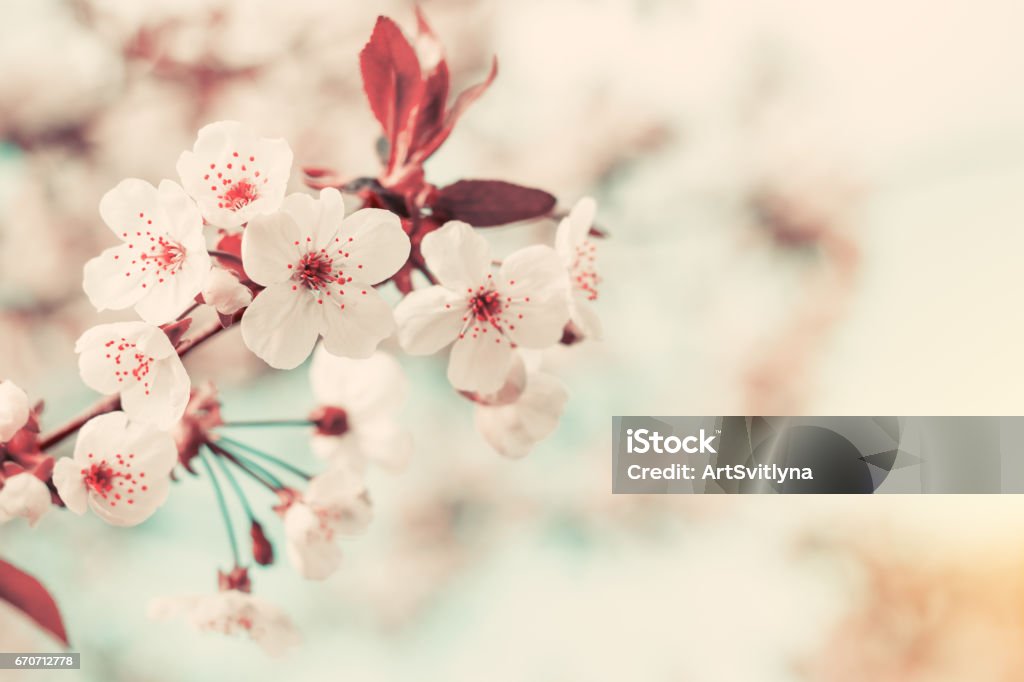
(409, 6, 449, 156)
(414, 56, 498, 164)
(411, 62, 450, 158)
(432, 179, 557, 227)
(359, 17, 423, 150)
(0, 559, 69, 646)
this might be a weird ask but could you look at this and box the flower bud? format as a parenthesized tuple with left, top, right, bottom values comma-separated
(0, 380, 30, 443)
(201, 268, 252, 315)
(250, 520, 275, 566)
(0, 472, 52, 527)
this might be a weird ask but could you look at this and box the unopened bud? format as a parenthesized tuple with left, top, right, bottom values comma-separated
(250, 520, 275, 566)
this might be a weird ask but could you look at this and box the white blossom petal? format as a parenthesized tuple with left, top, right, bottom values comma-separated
(57, 411, 176, 526)
(88, 178, 209, 324)
(420, 221, 491, 291)
(394, 286, 466, 355)
(354, 418, 413, 472)
(52, 458, 87, 515)
(318, 284, 395, 359)
(475, 371, 568, 458)
(281, 189, 346, 250)
(149, 591, 300, 658)
(241, 211, 304, 286)
(333, 207, 410, 284)
(310, 347, 407, 417)
(283, 503, 342, 581)
(499, 245, 570, 348)
(201, 267, 252, 315)
(240, 190, 408, 368)
(570, 291, 603, 340)
(240, 282, 322, 369)
(0, 473, 51, 527)
(447, 332, 515, 393)
(75, 322, 189, 429)
(0, 380, 30, 443)
(176, 121, 293, 228)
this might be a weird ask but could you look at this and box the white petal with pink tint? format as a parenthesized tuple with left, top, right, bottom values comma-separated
(283, 466, 372, 580)
(475, 371, 568, 458)
(394, 286, 468, 354)
(241, 210, 304, 285)
(499, 245, 570, 348)
(333, 207, 411, 284)
(309, 347, 412, 472)
(395, 223, 571, 392)
(53, 411, 177, 527)
(75, 322, 190, 429)
(176, 120, 293, 228)
(448, 331, 515, 393)
(0, 380, 30, 443)
(240, 189, 409, 369)
(0, 473, 51, 527)
(85, 179, 210, 325)
(318, 285, 395, 359)
(554, 197, 602, 340)
(148, 590, 300, 657)
(420, 221, 490, 290)
(201, 267, 252, 315)
(240, 282, 322, 370)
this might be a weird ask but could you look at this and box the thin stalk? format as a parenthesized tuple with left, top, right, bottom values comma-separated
(218, 435, 313, 481)
(198, 449, 240, 567)
(220, 419, 312, 429)
(206, 440, 284, 490)
(211, 449, 256, 521)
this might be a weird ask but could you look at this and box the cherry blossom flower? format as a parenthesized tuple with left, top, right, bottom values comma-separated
(308, 346, 412, 472)
(554, 197, 602, 339)
(53, 411, 177, 527)
(148, 590, 300, 657)
(394, 221, 570, 393)
(177, 121, 293, 228)
(281, 466, 372, 580)
(75, 322, 191, 430)
(240, 188, 410, 369)
(83, 179, 211, 325)
(201, 267, 252, 315)
(0, 472, 51, 527)
(475, 370, 569, 459)
(0, 380, 30, 442)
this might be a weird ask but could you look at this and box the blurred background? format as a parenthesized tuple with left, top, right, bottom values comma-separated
(3, 0, 1024, 679)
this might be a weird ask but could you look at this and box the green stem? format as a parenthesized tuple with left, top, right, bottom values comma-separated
(206, 440, 284, 490)
(217, 435, 313, 481)
(220, 419, 312, 429)
(211, 449, 256, 521)
(198, 449, 240, 567)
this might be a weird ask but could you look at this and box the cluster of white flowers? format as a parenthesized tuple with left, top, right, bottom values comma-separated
(30, 118, 604, 655)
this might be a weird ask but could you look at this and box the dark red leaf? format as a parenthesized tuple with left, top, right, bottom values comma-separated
(359, 17, 423, 152)
(0, 559, 69, 646)
(414, 57, 498, 164)
(432, 179, 557, 227)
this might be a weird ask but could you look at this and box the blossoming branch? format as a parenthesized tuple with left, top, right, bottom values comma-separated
(0, 10, 604, 655)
